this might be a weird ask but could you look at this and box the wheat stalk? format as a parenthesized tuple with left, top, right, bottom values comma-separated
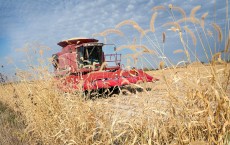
(152, 5, 166, 11)
(168, 4, 173, 9)
(173, 49, 184, 54)
(101, 29, 124, 36)
(92, 33, 100, 37)
(171, 6, 186, 18)
(184, 26, 197, 46)
(167, 26, 179, 32)
(177, 17, 200, 24)
(200, 12, 209, 29)
(39, 49, 44, 56)
(141, 46, 155, 54)
(140, 29, 152, 38)
(92, 29, 124, 37)
(115, 19, 139, 28)
(207, 29, 213, 37)
(190, 5, 201, 19)
(225, 31, 230, 52)
(159, 61, 164, 69)
(132, 37, 136, 45)
(212, 52, 221, 61)
(142, 49, 155, 54)
(116, 20, 145, 36)
(150, 12, 158, 32)
(133, 24, 145, 35)
(211, 23, 223, 42)
(163, 22, 181, 31)
(116, 45, 151, 52)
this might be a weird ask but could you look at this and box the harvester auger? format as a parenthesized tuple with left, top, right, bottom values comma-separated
(52, 38, 159, 96)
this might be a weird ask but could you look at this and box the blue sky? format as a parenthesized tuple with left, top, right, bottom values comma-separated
(0, 0, 229, 79)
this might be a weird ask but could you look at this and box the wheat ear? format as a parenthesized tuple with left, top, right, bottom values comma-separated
(200, 12, 208, 29)
(184, 26, 197, 46)
(211, 23, 223, 42)
(150, 12, 158, 32)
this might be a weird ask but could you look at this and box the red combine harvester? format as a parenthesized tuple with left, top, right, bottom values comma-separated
(52, 38, 158, 94)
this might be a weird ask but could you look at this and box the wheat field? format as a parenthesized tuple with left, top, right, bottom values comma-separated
(0, 2, 230, 145)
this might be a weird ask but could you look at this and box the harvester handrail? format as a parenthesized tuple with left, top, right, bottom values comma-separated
(104, 53, 121, 62)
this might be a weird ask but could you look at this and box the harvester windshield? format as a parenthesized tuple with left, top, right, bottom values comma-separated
(79, 43, 103, 66)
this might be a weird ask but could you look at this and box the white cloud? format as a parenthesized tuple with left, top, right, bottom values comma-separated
(126, 4, 134, 12)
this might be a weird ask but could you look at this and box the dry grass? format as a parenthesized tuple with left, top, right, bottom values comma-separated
(0, 2, 230, 145)
(184, 26, 197, 46)
(190, 5, 201, 20)
(150, 12, 158, 32)
(201, 12, 209, 29)
(0, 63, 229, 144)
(171, 6, 186, 18)
(212, 23, 223, 42)
(0, 101, 27, 145)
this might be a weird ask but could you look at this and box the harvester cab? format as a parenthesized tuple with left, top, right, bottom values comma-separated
(52, 38, 121, 75)
(52, 38, 158, 92)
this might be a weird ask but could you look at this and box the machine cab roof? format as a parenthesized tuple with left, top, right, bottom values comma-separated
(53, 37, 121, 74)
(57, 37, 98, 47)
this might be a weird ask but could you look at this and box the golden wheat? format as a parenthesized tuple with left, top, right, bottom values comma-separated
(159, 61, 165, 69)
(132, 24, 145, 36)
(150, 12, 158, 32)
(207, 29, 213, 37)
(167, 26, 179, 32)
(163, 21, 181, 31)
(201, 12, 209, 29)
(168, 4, 173, 9)
(103, 29, 124, 36)
(142, 46, 155, 54)
(39, 49, 44, 56)
(1, 60, 229, 144)
(225, 31, 230, 52)
(212, 23, 223, 42)
(172, 6, 186, 18)
(184, 26, 197, 46)
(173, 49, 184, 54)
(116, 44, 150, 52)
(92, 33, 100, 37)
(115, 19, 139, 28)
(115, 19, 146, 35)
(177, 17, 200, 24)
(142, 49, 155, 54)
(140, 29, 151, 38)
(212, 52, 222, 61)
(93, 29, 124, 37)
(152, 5, 166, 11)
(190, 5, 201, 19)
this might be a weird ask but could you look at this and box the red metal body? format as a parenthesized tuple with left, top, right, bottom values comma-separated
(52, 38, 158, 92)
